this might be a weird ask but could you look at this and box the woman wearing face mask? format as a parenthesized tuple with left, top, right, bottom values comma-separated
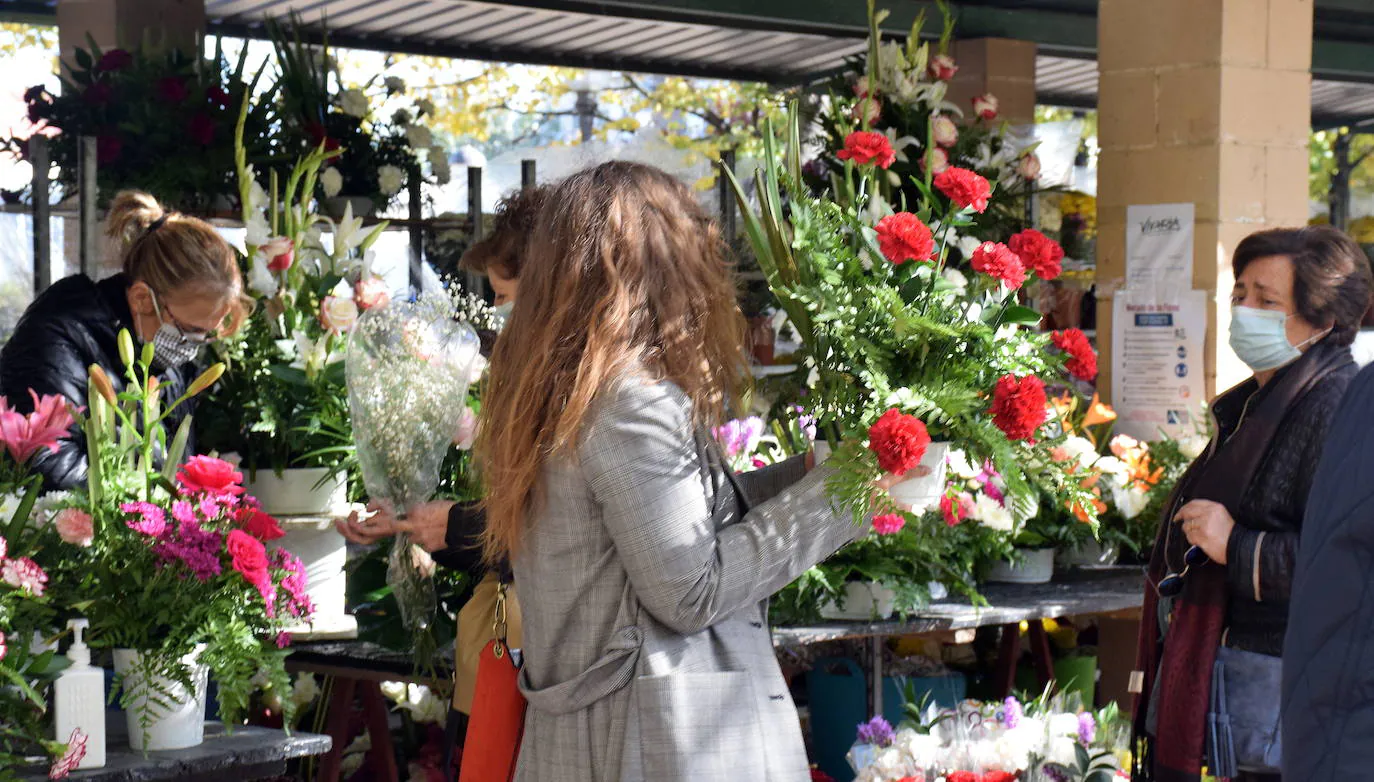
(0, 190, 245, 491)
(1132, 226, 1372, 782)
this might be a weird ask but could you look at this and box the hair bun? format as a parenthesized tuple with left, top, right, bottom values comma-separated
(106, 190, 167, 247)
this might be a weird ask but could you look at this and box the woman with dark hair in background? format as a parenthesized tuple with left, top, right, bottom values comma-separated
(0, 190, 246, 489)
(1133, 226, 1372, 782)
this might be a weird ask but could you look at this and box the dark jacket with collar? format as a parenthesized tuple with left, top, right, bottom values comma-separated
(1212, 339, 1356, 655)
(1283, 358, 1374, 780)
(0, 273, 198, 490)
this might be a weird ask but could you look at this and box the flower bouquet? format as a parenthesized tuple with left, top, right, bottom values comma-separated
(0, 393, 87, 778)
(35, 336, 311, 749)
(726, 101, 1099, 551)
(345, 295, 481, 656)
(806, 0, 1044, 258)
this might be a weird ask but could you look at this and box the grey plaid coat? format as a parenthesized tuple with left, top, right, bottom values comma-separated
(511, 376, 862, 781)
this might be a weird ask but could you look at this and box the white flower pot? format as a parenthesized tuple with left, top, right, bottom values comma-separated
(987, 547, 1056, 584)
(1056, 539, 1120, 568)
(273, 516, 356, 638)
(112, 646, 209, 751)
(243, 467, 348, 517)
(886, 441, 951, 512)
(820, 581, 898, 620)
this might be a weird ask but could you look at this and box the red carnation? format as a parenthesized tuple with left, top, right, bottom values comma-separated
(982, 773, 1017, 782)
(1008, 228, 1065, 281)
(227, 529, 270, 587)
(837, 130, 897, 169)
(238, 508, 285, 542)
(176, 455, 245, 496)
(97, 49, 133, 72)
(867, 408, 931, 476)
(991, 375, 1048, 441)
(875, 212, 935, 265)
(188, 113, 215, 146)
(946, 774, 979, 782)
(933, 166, 993, 213)
(970, 242, 1027, 290)
(207, 85, 231, 109)
(1052, 328, 1098, 381)
(156, 77, 189, 104)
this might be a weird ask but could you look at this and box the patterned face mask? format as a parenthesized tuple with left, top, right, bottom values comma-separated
(145, 292, 207, 370)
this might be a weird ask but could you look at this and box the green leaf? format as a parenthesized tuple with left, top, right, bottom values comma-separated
(1000, 305, 1044, 326)
(266, 365, 310, 387)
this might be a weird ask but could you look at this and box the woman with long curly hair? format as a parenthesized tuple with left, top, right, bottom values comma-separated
(476, 161, 903, 780)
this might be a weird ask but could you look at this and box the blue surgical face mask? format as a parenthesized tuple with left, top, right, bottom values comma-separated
(1229, 306, 1326, 373)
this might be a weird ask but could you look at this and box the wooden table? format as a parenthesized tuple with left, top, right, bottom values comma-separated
(287, 640, 453, 782)
(772, 567, 1146, 714)
(14, 720, 331, 781)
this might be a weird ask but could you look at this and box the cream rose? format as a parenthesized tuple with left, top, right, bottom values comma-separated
(319, 295, 360, 334)
(931, 114, 958, 147)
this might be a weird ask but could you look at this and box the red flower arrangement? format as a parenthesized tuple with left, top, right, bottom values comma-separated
(868, 408, 931, 475)
(1008, 228, 1065, 281)
(875, 213, 936, 265)
(177, 454, 245, 496)
(933, 166, 993, 213)
(1052, 328, 1098, 381)
(238, 507, 286, 542)
(970, 242, 1027, 290)
(991, 375, 1048, 441)
(838, 130, 897, 169)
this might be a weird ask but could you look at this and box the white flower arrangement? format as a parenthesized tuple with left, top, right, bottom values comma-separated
(378, 164, 405, 196)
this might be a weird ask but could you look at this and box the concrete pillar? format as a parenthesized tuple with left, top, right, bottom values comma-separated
(946, 38, 1038, 126)
(1096, 0, 1313, 400)
(57, 0, 206, 73)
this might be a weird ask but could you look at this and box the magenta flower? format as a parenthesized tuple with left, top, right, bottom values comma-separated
(0, 533, 7, 560)
(154, 520, 224, 582)
(714, 416, 765, 459)
(276, 631, 292, 649)
(856, 715, 895, 747)
(0, 630, 7, 662)
(2, 556, 48, 596)
(49, 728, 87, 779)
(121, 502, 167, 537)
(871, 513, 906, 535)
(0, 390, 76, 465)
(171, 500, 195, 526)
(1078, 711, 1097, 746)
(1003, 696, 1023, 729)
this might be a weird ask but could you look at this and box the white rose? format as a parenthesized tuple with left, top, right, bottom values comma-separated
(942, 266, 969, 293)
(931, 114, 959, 147)
(378, 165, 405, 196)
(405, 124, 433, 150)
(320, 167, 343, 198)
(1061, 435, 1100, 470)
(1112, 484, 1150, 521)
(384, 76, 405, 92)
(319, 294, 360, 334)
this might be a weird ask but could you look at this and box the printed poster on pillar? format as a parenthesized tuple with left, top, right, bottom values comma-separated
(1112, 203, 1207, 440)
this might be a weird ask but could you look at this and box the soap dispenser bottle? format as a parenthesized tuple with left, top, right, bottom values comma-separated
(53, 618, 105, 769)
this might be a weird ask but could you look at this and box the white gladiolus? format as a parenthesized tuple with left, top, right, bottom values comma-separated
(247, 254, 279, 298)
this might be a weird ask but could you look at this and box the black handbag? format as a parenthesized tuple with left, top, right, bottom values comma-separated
(1207, 645, 1283, 777)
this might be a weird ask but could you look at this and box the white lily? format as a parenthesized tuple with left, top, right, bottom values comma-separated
(331, 201, 367, 259)
(883, 127, 920, 163)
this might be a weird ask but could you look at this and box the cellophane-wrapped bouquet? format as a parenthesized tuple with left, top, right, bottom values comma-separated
(345, 296, 482, 651)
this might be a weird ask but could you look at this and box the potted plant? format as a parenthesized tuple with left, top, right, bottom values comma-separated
(31, 340, 311, 751)
(9, 37, 276, 212)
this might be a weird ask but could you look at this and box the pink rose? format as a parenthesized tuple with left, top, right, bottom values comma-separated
(921, 147, 950, 174)
(354, 277, 391, 311)
(0, 630, 6, 662)
(53, 508, 93, 547)
(972, 94, 999, 121)
(929, 54, 958, 81)
(319, 295, 359, 334)
(452, 407, 478, 450)
(1017, 152, 1041, 181)
(931, 115, 958, 148)
(851, 96, 882, 126)
(259, 236, 294, 273)
(853, 76, 873, 98)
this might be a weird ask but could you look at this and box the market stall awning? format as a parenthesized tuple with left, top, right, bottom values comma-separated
(5, 0, 1374, 126)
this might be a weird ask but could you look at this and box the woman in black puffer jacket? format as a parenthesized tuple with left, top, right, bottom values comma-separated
(0, 191, 246, 490)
